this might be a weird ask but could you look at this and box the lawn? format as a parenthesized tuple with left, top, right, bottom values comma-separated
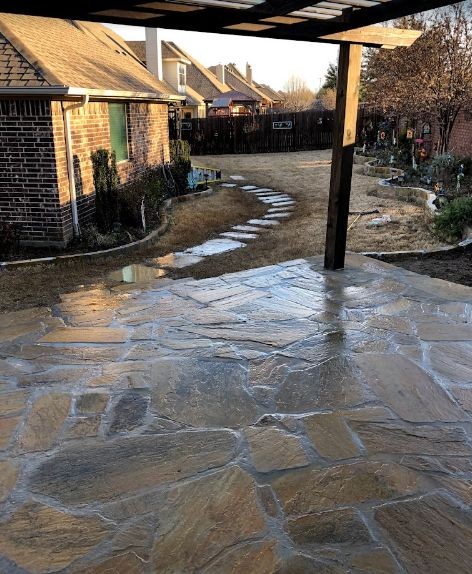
(0, 189, 265, 312)
(174, 150, 444, 280)
(0, 149, 448, 311)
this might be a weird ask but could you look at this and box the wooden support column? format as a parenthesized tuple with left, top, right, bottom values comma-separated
(324, 42, 362, 270)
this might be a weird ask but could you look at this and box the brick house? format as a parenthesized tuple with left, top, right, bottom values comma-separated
(0, 14, 182, 246)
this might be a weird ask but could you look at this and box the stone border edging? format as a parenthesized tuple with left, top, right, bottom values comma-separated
(0, 188, 215, 269)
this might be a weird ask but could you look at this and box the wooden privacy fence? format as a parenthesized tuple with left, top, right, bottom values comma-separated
(177, 110, 334, 155)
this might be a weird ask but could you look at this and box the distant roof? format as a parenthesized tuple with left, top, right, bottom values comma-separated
(0, 14, 181, 100)
(256, 82, 285, 103)
(211, 90, 257, 108)
(172, 43, 230, 101)
(185, 84, 204, 106)
(209, 64, 269, 103)
(126, 40, 190, 65)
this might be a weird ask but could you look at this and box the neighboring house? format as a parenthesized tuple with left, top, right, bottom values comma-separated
(208, 63, 275, 113)
(255, 83, 286, 110)
(0, 14, 182, 246)
(207, 91, 258, 117)
(128, 40, 228, 119)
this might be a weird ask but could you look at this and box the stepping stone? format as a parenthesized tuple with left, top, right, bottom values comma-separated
(186, 239, 246, 257)
(261, 197, 290, 204)
(272, 201, 295, 207)
(253, 188, 273, 192)
(254, 192, 282, 197)
(232, 225, 265, 233)
(240, 185, 258, 190)
(268, 207, 294, 213)
(220, 232, 258, 240)
(219, 183, 237, 188)
(230, 175, 245, 181)
(247, 219, 280, 226)
(264, 213, 291, 219)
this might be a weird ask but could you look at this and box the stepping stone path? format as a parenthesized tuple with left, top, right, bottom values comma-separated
(150, 182, 296, 271)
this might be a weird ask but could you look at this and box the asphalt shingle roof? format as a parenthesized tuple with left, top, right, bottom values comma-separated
(0, 14, 179, 98)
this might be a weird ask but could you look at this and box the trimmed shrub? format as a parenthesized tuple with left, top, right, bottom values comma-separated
(91, 149, 120, 233)
(435, 197, 472, 240)
(0, 221, 20, 257)
(119, 167, 169, 230)
(170, 139, 191, 163)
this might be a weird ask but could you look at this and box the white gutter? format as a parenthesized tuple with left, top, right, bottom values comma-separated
(0, 87, 185, 102)
(62, 95, 89, 238)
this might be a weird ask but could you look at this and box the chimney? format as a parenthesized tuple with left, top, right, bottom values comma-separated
(215, 64, 225, 85)
(246, 63, 253, 85)
(145, 27, 163, 81)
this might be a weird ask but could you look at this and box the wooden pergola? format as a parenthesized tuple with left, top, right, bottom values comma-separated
(1, 0, 460, 269)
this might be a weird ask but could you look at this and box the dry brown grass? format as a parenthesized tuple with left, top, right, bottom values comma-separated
(174, 150, 445, 280)
(0, 189, 264, 312)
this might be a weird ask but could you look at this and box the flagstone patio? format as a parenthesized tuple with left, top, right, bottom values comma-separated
(0, 254, 471, 573)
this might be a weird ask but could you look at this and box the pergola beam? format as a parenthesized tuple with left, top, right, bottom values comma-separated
(0, 1, 457, 45)
(321, 26, 422, 48)
(324, 42, 363, 270)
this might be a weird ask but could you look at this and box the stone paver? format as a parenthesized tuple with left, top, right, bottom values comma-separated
(220, 231, 258, 240)
(1, 254, 471, 572)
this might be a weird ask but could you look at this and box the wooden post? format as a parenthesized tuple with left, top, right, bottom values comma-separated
(324, 43, 362, 270)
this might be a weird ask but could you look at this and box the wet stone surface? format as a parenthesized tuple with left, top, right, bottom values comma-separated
(0, 254, 471, 572)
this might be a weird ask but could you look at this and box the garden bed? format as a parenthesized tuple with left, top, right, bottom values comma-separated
(392, 248, 472, 287)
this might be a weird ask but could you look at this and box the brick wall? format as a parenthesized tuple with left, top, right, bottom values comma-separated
(0, 99, 64, 244)
(0, 98, 170, 246)
(445, 110, 472, 157)
(52, 99, 170, 244)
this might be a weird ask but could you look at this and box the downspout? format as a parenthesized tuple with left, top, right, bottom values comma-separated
(62, 95, 89, 237)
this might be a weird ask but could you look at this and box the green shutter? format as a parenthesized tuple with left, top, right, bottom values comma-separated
(108, 103, 128, 162)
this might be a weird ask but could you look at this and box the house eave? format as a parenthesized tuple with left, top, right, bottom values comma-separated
(0, 86, 185, 102)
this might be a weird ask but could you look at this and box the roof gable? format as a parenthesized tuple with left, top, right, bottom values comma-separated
(0, 33, 48, 87)
(0, 14, 180, 98)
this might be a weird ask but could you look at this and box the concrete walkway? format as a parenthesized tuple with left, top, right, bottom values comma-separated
(0, 254, 471, 573)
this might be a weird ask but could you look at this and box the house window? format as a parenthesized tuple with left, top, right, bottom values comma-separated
(178, 64, 186, 91)
(108, 103, 129, 162)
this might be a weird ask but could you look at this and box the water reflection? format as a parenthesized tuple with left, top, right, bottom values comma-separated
(108, 264, 167, 284)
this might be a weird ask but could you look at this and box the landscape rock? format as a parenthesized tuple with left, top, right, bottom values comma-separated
(355, 354, 466, 421)
(76, 393, 108, 414)
(244, 426, 309, 473)
(0, 502, 109, 573)
(0, 460, 18, 502)
(30, 430, 237, 504)
(16, 392, 70, 453)
(375, 494, 472, 573)
(287, 508, 371, 548)
(303, 412, 360, 460)
(151, 466, 267, 572)
(151, 358, 260, 428)
(272, 462, 424, 515)
(350, 421, 472, 455)
(109, 391, 149, 433)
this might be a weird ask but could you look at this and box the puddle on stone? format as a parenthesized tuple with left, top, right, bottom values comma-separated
(108, 264, 167, 284)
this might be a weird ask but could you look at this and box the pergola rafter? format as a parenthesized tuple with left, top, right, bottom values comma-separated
(0, 0, 461, 269)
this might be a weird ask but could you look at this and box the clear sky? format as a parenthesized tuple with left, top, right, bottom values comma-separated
(106, 24, 338, 93)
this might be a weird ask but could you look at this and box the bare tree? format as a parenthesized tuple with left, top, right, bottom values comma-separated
(282, 75, 316, 112)
(364, 2, 472, 154)
(314, 87, 337, 111)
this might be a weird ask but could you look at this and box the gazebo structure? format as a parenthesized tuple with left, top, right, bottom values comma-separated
(208, 90, 259, 117)
(1, 0, 459, 268)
